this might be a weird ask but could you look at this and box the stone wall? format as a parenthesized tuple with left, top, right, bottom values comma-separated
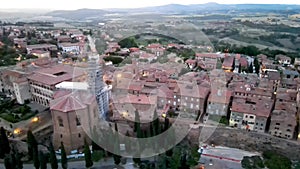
(187, 126, 300, 160)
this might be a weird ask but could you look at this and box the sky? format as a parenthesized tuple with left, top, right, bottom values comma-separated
(1, 0, 300, 10)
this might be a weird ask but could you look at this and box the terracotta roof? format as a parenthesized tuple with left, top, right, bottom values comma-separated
(50, 93, 87, 112)
(232, 98, 273, 117)
(271, 110, 297, 124)
(175, 81, 210, 99)
(239, 57, 248, 67)
(50, 90, 95, 112)
(195, 53, 221, 59)
(147, 44, 162, 49)
(208, 89, 232, 104)
(222, 56, 234, 68)
(117, 94, 157, 105)
(27, 64, 86, 85)
(53, 90, 72, 99)
(185, 59, 197, 64)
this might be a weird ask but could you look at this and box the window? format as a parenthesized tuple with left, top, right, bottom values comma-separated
(287, 129, 291, 132)
(197, 99, 199, 102)
(58, 117, 63, 127)
(276, 123, 280, 125)
(76, 117, 81, 126)
(60, 134, 63, 138)
(78, 133, 81, 138)
(249, 116, 254, 119)
(191, 98, 194, 101)
(178, 99, 180, 102)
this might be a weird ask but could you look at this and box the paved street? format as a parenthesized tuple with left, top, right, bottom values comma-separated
(0, 158, 137, 169)
(199, 145, 260, 169)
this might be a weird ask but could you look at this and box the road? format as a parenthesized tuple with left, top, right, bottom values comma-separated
(0, 158, 137, 169)
(199, 145, 260, 169)
(87, 35, 98, 54)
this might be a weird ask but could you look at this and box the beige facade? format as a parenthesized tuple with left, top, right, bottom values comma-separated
(13, 79, 31, 104)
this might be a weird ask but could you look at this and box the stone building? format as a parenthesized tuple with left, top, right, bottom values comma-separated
(50, 90, 98, 154)
(205, 88, 232, 122)
(27, 64, 86, 106)
(230, 97, 274, 132)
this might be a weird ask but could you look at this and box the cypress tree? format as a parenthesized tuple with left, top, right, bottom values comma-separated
(152, 110, 159, 135)
(49, 143, 58, 169)
(164, 117, 170, 132)
(33, 146, 40, 169)
(60, 142, 67, 169)
(49, 142, 58, 169)
(27, 130, 36, 160)
(254, 58, 260, 75)
(0, 127, 10, 158)
(15, 152, 23, 169)
(134, 110, 140, 132)
(113, 128, 121, 165)
(84, 139, 93, 168)
(248, 62, 253, 73)
(114, 123, 118, 132)
(4, 155, 13, 169)
(91, 141, 102, 152)
(39, 151, 47, 169)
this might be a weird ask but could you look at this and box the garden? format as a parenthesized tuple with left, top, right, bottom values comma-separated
(0, 99, 37, 123)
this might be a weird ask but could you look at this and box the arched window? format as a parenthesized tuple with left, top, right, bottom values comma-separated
(76, 116, 81, 126)
(58, 116, 63, 127)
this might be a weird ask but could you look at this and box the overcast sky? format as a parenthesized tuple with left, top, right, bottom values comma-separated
(1, 0, 299, 10)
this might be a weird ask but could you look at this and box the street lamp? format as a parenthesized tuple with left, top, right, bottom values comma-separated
(13, 128, 21, 135)
(31, 117, 39, 123)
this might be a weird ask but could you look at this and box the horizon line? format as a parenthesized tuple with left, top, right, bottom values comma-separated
(0, 2, 300, 11)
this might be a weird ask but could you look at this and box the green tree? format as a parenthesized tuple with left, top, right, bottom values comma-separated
(263, 151, 291, 169)
(49, 142, 58, 169)
(134, 110, 141, 133)
(27, 130, 37, 160)
(118, 37, 138, 48)
(187, 146, 200, 168)
(60, 142, 67, 169)
(15, 152, 23, 169)
(0, 127, 10, 158)
(254, 58, 260, 75)
(114, 123, 118, 132)
(163, 117, 170, 132)
(241, 156, 264, 169)
(84, 139, 93, 168)
(152, 110, 160, 136)
(157, 154, 167, 169)
(4, 154, 15, 169)
(248, 62, 253, 73)
(169, 147, 181, 169)
(33, 147, 40, 169)
(39, 151, 47, 169)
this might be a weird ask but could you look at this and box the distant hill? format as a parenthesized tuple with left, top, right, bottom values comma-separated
(46, 8, 109, 20)
(44, 3, 300, 20)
